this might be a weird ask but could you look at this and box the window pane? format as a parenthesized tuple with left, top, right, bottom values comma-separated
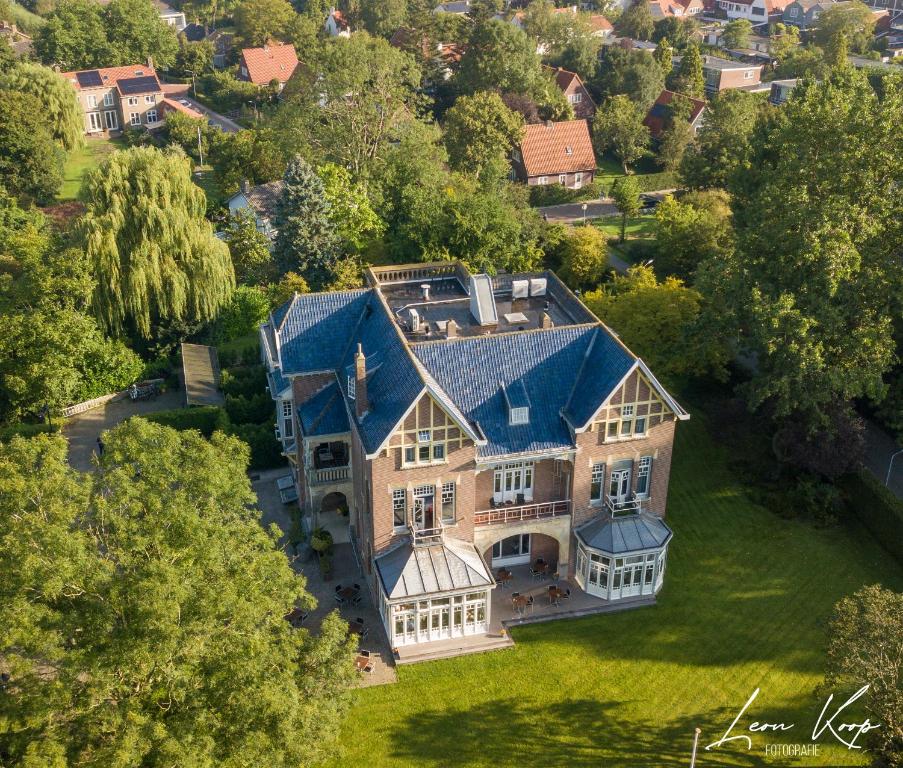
(433, 443, 445, 460)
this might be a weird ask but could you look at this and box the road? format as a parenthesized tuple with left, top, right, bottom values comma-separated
(160, 83, 242, 133)
(863, 420, 903, 500)
(536, 189, 675, 224)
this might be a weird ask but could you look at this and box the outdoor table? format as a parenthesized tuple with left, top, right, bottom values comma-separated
(348, 620, 365, 635)
(512, 594, 529, 615)
(354, 655, 371, 672)
(496, 568, 512, 586)
(337, 586, 357, 602)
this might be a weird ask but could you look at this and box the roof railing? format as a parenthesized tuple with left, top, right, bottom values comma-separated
(409, 523, 444, 546)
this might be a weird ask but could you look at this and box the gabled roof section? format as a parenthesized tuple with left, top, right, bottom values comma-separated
(413, 326, 596, 458)
(298, 380, 350, 436)
(240, 43, 300, 84)
(519, 120, 597, 177)
(376, 537, 494, 600)
(273, 289, 370, 374)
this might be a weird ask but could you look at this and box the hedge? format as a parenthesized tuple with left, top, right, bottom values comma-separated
(529, 180, 602, 207)
(0, 421, 62, 442)
(221, 365, 268, 398)
(145, 406, 230, 438)
(839, 470, 903, 566)
(227, 422, 284, 470)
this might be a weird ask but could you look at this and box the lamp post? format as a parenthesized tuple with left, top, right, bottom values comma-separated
(581, 202, 588, 225)
(887, 448, 903, 488)
(186, 69, 197, 99)
(690, 727, 701, 767)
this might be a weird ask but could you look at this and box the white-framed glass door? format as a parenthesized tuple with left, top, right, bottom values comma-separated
(463, 593, 487, 635)
(87, 112, 103, 132)
(493, 462, 534, 504)
(609, 468, 631, 504)
(491, 533, 531, 566)
(429, 599, 451, 640)
(389, 592, 488, 646)
(104, 110, 118, 130)
(412, 485, 435, 530)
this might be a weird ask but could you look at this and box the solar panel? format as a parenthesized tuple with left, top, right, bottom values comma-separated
(75, 70, 103, 88)
(116, 75, 160, 95)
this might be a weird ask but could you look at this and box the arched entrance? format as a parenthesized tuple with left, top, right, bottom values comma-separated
(483, 532, 560, 570)
(317, 491, 349, 544)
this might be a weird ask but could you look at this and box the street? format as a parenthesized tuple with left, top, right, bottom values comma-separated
(161, 83, 242, 133)
(536, 189, 675, 224)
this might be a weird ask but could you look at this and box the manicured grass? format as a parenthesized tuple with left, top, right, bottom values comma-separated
(58, 136, 125, 202)
(324, 407, 902, 767)
(192, 165, 224, 206)
(594, 214, 657, 240)
(597, 153, 678, 195)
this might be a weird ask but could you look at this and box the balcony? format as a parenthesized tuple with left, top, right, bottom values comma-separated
(605, 496, 644, 517)
(410, 524, 444, 546)
(474, 500, 570, 526)
(309, 465, 350, 485)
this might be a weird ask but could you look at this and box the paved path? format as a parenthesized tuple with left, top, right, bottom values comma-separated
(161, 83, 242, 133)
(536, 189, 675, 224)
(863, 420, 903, 499)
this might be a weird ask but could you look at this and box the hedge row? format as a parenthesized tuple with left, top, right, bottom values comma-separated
(145, 406, 230, 438)
(0, 421, 62, 443)
(839, 470, 903, 566)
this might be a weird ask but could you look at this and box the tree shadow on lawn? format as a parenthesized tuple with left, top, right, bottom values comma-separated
(388, 696, 792, 768)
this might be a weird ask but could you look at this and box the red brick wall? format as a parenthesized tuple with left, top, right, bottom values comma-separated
(718, 67, 761, 90)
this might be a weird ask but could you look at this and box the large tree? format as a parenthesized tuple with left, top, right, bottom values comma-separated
(560, 225, 608, 290)
(104, 0, 179, 68)
(443, 90, 525, 178)
(679, 89, 766, 190)
(273, 155, 338, 287)
(0, 421, 357, 766)
(813, 0, 876, 55)
(80, 146, 234, 339)
(0, 62, 84, 151)
(655, 92, 694, 172)
(234, 0, 296, 47)
(719, 18, 752, 50)
(0, 193, 143, 421)
(318, 162, 384, 252)
(224, 210, 277, 285)
(594, 45, 665, 108)
(610, 173, 641, 242)
(671, 41, 704, 98)
(615, 0, 654, 41)
(700, 70, 903, 425)
(456, 18, 542, 97)
(360, 0, 407, 37)
(592, 94, 650, 173)
(0, 89, 63, 205)
(654, 190, 733, 279)
(34, 0, 107, 70)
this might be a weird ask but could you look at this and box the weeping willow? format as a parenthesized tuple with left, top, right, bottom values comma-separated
(81, 146, 235, 339)
(0, 63, 85, 152)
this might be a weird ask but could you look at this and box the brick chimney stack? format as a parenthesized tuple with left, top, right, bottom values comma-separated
(541, 312, 553, 329)
(446, 319, 458, 338)
(354, 343, 369, 419)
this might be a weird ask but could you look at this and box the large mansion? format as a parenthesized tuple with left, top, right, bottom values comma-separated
(261, 263, 688, 652)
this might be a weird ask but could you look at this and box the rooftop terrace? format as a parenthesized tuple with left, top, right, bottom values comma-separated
(367, 262, 597, 342)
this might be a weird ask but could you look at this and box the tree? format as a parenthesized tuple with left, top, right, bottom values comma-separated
(318, 162, 384, 252)
(823, 28, 849, 69)
(224, 210, 276, 285)
(267, 271, 310, 306)
(584, 265, 728, 378)
(592, 95, 650, 173)
(813, 0, 876, 55)
(679, 89, 766, 189)
(104, 0, 179, 68)
(214, 284, 271, 341)
(616, 0, 654, 41)
(656, 92, 693, 172)
(769, 22, 800, 63)
(0, 63, 84, 151)
(443, 91, 525, 177)
(720, 18, 752, 50)
(610, 174, 641, 242)
(34, 0, 107, 70)
(273, 155, 338, 287)
(594, 45, 665, 107)
(457, 19, 542, 97)
(825, 585, 902, 765)
(772, 44, 827, 79)
(173, 37, 214, 78)
(652, 16, 695, 49)
(0, 34, 16, 74)
(701, 70, 903, 426)
(0, 422, 357, 766)
(671, 41, 704, 98)
(554, 16, 604, 82)
(209, 128, 286, 193)
(653, 37, 674, 75)
(0, 194, 143, 420)
(560, 225, 608, 289)
(234, 0, 296, 47)
(654, 190, 732, 278)
(0, 90, 63, 205)
(360, 0, 407, 37)
(80, 146, 234, 339)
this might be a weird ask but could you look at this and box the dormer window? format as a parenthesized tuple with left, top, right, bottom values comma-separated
(509, 407, 529, 425)
(347, 374, 355, 400)
(502, 380, 530, 426)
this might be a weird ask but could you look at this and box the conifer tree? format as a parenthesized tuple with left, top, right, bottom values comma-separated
(81, 146, 234, 339)
(273, 155, 338, 289)
(674, 42, 705, 98)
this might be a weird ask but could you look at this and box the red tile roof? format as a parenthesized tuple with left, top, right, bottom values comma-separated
(62, 64, 159, 90)
(643, 89, 706, 138)
(589, 14, 613, 32)
(240, 43, 299, 85)
(161, 97, 204, 119)
(519, 120, 596, 177)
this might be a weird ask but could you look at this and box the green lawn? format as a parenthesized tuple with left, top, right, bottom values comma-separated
(597, 153, 678, 195)
(594, 214, 657, 240)
(58, 136, 125, 202)
(323, 408, 902, 767)
(192, 165, 225, 206)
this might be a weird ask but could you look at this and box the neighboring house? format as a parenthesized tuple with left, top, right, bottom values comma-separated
(768, 78, 800, 104)
(260, 261, 689, 654)
(181, 22, 208, 42)
(782, 0, 838, 28)
(0, 22, 32, 57)
(238, 43, 299, 89)
(153, 0, 187, 30)
(544, 65, 597, 120)
(701, 55, 763, 94)
(226, 179, 284, 239)
(324, 8, 351, 36)
(434, 0, 472, 13)
(589, 14, 615, 37)
(62, 63, 165, 135)
(650, 0, 705, 17)
(389, 27, 465, 80)
(207, 28, 235, 69)
(159, 96, 204, 119)
(511, 119, 596, 189)
(643, 89, 706, 139)
(715, 0, 791, 20)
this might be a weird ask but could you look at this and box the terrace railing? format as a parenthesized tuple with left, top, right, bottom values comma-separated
(605, 496, 644, 517)
(309, 465, 351, 485)
(473, 499, 570, 526)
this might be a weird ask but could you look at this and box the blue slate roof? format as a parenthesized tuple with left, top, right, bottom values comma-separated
(413, 327, 597, 459)
(297, 381, 350, 437)
(275, 290, 370, 374)
(577, 513, 672, 554)
(562, 328, 636, 429)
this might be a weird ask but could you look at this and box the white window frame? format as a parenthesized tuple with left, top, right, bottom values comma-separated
(403, 429, 447, 467)
(145, 94, 156, 104)
(129, 112, 141, 126)
(590, 462, 605, 503)
(146, 109, 158, 123)
(128, 96, 139, 106)
(103, 92, 114, 107)
(492, 461, 534, 504)
(87, 111, 103, 132)
(744, 70, 755, 79)
(347, 374, 355, 400)
(569, 92, 582, 104)
(636, 456, 652, 499)
(392, 488, 407, 530)
(558, 174, 567, 185)
(536, 176, 548, 185)
(86, 94, 97, 108)
(104, 110, 118, 130)
(441, 482, 455, 524)
(509, 406, 529, 425)
(281, 400, 293, 439)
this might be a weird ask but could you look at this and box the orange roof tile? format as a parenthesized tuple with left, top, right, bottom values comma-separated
(589, 14, 613, 32)
(62, 64, 159, 90)
(240, 43, 299, 85)
(519, 120, 596, 177)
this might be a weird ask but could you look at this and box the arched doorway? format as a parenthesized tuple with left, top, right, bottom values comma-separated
(317, 491, 349, 544)
(483, 532, 560, 570)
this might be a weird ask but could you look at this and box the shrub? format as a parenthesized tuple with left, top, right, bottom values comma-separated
(225, 391, 273, 425)
(227, 421, 283, 470)
(145, 406, 229, 437)
(213, 286, 270, 344)
(310, 527, 334, 555)
(220, 365, 268, 398)
(0, 421, 62, 442)
(838, 470, 903, 566)
(529, 180, 601, 207)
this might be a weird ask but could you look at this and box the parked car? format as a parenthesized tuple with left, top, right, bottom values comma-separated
(639, 194, 661, 214)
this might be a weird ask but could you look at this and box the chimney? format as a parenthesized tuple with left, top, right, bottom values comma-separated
(146, 56, 154, 70)
(446, 319, 458, 338)
(354, 343, 369, 419)
(240, 179, 250, 194)
(540, 312, 553, 329)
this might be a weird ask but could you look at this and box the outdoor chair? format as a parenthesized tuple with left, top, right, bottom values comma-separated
(516, 493, 525, 506)
(334, 585, 343, 593)
(334, 593, 345, 605)
(530, 566, 543, 581)
(360, 649, 371, 658)
(562, 588, 571, 600)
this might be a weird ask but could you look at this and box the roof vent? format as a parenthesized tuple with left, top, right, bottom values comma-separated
(469, 274, 498, 327)
(502, 381, 530, 426)
(420, 283, 430, 301)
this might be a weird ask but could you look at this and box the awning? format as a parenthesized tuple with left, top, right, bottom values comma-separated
(376, 537, 494, 600)
(576, 513, 672, 555)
